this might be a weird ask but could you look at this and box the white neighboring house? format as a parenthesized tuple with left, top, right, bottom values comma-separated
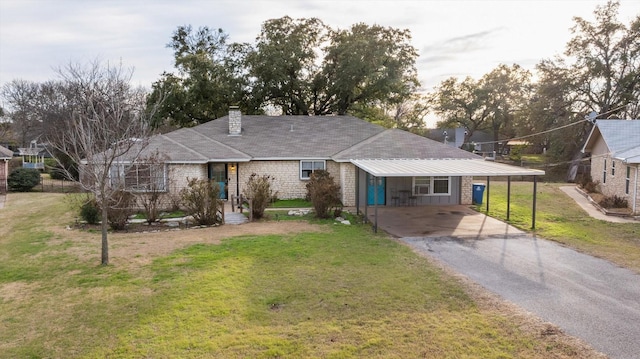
(106, 107, 543, 210)
(0, 145, 12, 193)
(582, 119, 640, 215)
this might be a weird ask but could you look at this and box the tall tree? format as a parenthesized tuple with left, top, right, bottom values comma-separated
(0, 106, 15, 145)
(519, 59, 588, 162)
(566, 0, 640, 119)
(323, 23, 419, 115)
(431, 64, 530, 152)
(247, 16, 328, 115)
(46, 60, 160, 265)
(482, 64, 531, 152)
(430, 76, 492, 145)
(155, 18, 420, 122)
(1, 79, 41, 147)
(148, 26, 254, 128)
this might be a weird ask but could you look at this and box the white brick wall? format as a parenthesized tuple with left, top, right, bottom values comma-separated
(169, 164, 208, 191)
(590, 152, 640, 214)
(460, 176, 473, 205)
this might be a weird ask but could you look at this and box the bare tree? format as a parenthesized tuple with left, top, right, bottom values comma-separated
(46, 60, 160, 265)
(1, 79, 42, 147)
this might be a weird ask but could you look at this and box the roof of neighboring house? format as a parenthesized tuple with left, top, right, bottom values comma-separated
(131, 114, 484, 163)
(582, 119, 640, 164)
(0, 145, 12, 159)
(333, 129, 477, 161)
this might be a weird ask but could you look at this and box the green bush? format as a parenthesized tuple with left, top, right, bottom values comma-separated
(7, 168, 41, 192)
(305, 170, 342, 219)
(80, 198, 100, 225)
(47, 154, 79, 180)
(180, 178, 223, 225)
(243, 173, 277, 220)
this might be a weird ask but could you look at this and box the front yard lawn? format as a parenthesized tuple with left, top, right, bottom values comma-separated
(0, 192, 600, 358)
(477, 181, 640, 273)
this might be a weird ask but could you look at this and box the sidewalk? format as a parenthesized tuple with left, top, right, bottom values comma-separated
(559, 186, 638, 223)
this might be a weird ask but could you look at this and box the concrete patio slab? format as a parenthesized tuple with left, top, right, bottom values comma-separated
(365, 205, 524, 238)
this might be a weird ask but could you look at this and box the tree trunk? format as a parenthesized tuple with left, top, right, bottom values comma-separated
(101, 203, 109, 265)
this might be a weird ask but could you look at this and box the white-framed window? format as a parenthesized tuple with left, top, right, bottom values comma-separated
(300, 160, 325, 180)
(612, 160, 616, 176)
(413, 176, 450, 196)
(413, 177, 431, 195)
(626, 166, 631, 195)
(603, 159, 607, 184)
(110, 163, 166, 192)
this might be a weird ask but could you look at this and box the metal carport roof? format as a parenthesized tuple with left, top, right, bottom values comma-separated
(350, 158, 545, 232)
(350, 158, 545, 177)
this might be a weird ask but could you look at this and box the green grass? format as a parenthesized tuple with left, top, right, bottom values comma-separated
(0, 192, 594, 358)
(269, 198, 312, 208)
(475, 181, 640, 272)
(520, 154, 547, 164)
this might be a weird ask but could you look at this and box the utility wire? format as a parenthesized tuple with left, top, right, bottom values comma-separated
(471, 119, 589, 145)
(468, 102, 637, 146)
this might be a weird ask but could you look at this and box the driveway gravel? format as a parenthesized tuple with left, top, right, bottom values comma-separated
(402, 233, 640, 359)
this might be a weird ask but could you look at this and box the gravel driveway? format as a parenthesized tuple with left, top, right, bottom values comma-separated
(401, 233, 640, 359)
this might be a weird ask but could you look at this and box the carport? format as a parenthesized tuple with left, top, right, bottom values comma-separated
(351, 159, 545, 232)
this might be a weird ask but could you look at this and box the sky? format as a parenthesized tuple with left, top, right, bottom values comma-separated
(1, 0, 639, 101)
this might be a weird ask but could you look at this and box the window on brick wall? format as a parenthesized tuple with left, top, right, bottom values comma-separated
(300, 160, 325, 180)
(110, 163, 166, 192)
(612, 160, 616, 176)
(626, 166, 631, 194)
(603, 159, 607, 184)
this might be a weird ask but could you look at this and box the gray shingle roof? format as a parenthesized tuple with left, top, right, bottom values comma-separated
(333, 129, 480, 161)
(0, 145, 12, 159)
(583, 119, 640, 162)
(141, 114, 485, 162)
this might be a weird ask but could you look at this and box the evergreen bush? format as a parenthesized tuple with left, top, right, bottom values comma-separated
(7, 168, 41, 192)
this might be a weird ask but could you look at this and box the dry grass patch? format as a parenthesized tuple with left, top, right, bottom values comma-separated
(0, 192, 606, 358)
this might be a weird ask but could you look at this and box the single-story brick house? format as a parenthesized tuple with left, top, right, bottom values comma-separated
(114, 107, 543, 214)
(582, 119, 640, 215)
(0, 145, 12, 193)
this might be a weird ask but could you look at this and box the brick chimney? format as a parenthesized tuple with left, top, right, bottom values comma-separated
(228, 106, 241, 136)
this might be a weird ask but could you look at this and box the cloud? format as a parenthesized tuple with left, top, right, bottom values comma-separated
(419, 27, 504, 67)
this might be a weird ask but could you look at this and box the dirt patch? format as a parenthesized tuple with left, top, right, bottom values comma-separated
(54, 221, 327, 268)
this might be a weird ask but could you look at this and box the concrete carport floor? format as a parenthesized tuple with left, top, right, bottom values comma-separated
(365, 205, 525, 238)
(367, 205, 640, 359)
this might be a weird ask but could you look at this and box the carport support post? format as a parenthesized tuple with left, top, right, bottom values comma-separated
(532, 175, 537, 230)
(355, 167, 360, 216)
(486, 176, 490, 213)
(507, 176, 511, 221)
(373, 175, 378, 233)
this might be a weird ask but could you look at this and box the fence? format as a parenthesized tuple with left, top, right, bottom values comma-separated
(36, 177, 83, 193)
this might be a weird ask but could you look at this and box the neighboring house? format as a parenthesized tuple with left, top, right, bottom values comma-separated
(110, 107, 543, 209)
(0, 145, 12, 193)
(18, 141, 49, 170)
(582, 119, 640, 215)
(426, 128, 494, 156)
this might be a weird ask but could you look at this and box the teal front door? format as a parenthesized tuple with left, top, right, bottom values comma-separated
(208, 163, 227, 199)
(367, 174, 385, 205)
